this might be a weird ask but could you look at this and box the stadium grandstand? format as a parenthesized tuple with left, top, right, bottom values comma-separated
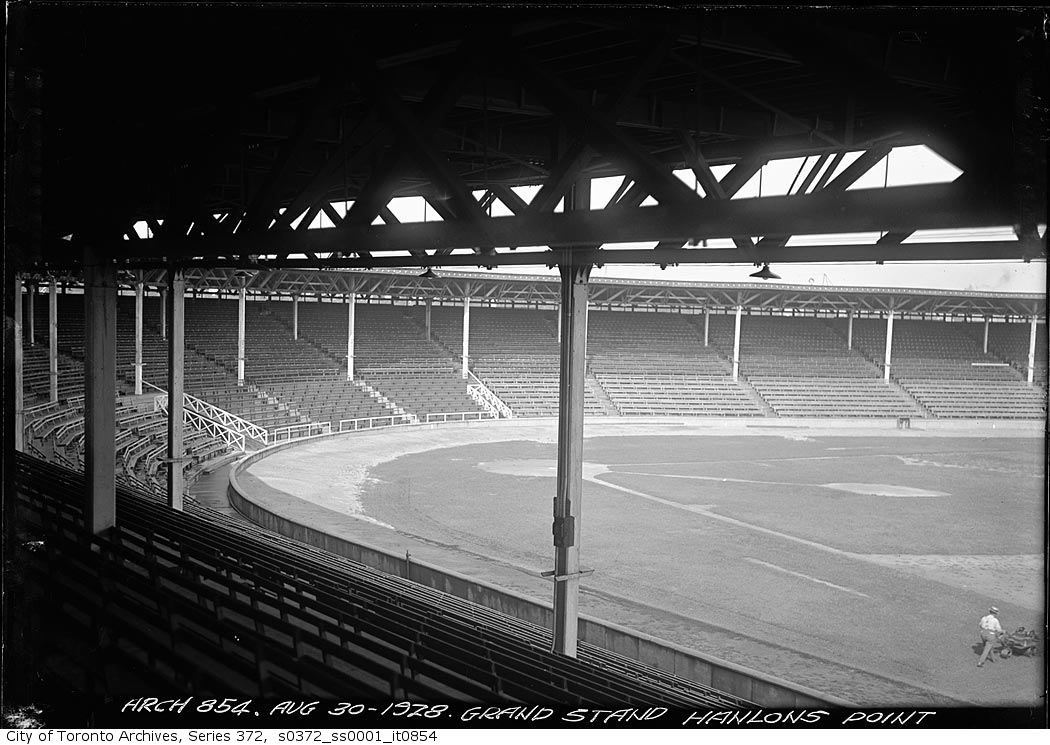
(5, 4, 1046, 727)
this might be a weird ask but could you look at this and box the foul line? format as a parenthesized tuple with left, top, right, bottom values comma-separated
(745, 558, 870, 598)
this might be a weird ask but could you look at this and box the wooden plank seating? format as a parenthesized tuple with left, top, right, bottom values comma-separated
(14, 453, 754, 707)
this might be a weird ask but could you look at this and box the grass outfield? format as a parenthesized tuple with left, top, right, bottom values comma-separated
(245, 421, 1045, 707)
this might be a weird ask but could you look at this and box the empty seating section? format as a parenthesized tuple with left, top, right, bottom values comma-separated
(269, 301, 485, 418)
(704, 315, 917, 418)
(15, 453, 753, 707)
(22, 397, 235, 497)
(22, 294, 85, 404)
(849, 318, 1044, 418)
(588, 311, 763, 416)
(987, 322, 1048, 386)
(21, 291, 1047, 422)
(423, 305, 604, 417)
(262, 377, 393, 426)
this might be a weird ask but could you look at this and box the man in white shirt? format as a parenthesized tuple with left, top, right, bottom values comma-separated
(977, 606, 1004, 667)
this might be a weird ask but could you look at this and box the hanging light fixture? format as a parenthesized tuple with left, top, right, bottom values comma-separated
(749, 264, 781, 280)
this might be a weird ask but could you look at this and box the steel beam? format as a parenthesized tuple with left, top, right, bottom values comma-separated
(883, 309, 894, 382)
(347, 293, 356, 382)
(114, 183, 1020, 261)
(48, 279, 58, 402)
(14, 276, 24, 453)
(1027, 317, 1037, 385)
(167, 268, 186, 510)
(551, 258, 591, 658)
(237, 285, 246, 385)
(461, 295, 470, 379)
(732, 305, 742, 381)
(134, 279, 144, 395)
(84, 248, 117, 534)
(292, 294, 299, 339)
(25, 282, 35, 346)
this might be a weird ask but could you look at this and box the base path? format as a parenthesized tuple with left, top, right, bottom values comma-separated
(243, 417, 1045, 707)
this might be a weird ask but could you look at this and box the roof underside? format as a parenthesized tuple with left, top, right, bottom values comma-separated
(7, 6, 1048, 271)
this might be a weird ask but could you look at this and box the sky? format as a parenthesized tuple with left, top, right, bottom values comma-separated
(134, 145, 1047, 295)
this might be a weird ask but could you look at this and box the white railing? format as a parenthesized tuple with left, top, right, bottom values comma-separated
(154, 394, 252, 452)
(466, 370, 513, 419)
(271, 421, 332, 443)
(151, 389, 269, 445)
(336, 414, 414, 432)
(424, 411, 495, 423)
(184, 408, 246, 451)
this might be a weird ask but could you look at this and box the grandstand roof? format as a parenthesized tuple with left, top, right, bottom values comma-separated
(97, 267, 1046, 319)
(8, 5, 1047, 272)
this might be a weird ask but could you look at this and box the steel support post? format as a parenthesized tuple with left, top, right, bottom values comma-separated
(847, 310, 854, 350)
(883, 310, 895, 382)
(49, 279, 58, 402)
(84, 249, 117, 533)
(1026, 317, 1037, 385)
(26, 282, 35, 346)
(983, 317, 990, 354)
(551, 260, 591, 658)
(425, 298, 432, 341)
(732, 305, 742, 381)
(461, 296, 470, 379)
(346, 293, 356, 382)
(14, 276, 24, 453)
(167, 270, 186, 510)
(292, 295, 299, 340)
(703, 308, 710, 347)
(237, 286, 246, 385)
(134, 280, 144, 395)
(160, 288, 167, 339)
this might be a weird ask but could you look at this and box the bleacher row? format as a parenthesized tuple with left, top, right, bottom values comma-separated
(15, 452, 754, 707)
(20, 293, 1047, 422)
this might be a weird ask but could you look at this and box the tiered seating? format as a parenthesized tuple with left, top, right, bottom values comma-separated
(850, 318, 1042, 418)
(704, 315, 919, 418)
(587, 310, 763, 416)
(424, 306, 605, 417)
(262, 376, 394, 426)
(22, 294, 85, 404)
(987, 321, 1048, 387)
(274, 301, 486, 418)
(15, 453, 754, 708)
(898, 380, 1046, 419)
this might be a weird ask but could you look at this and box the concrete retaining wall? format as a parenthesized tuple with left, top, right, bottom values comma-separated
(229, 425, 854, 708)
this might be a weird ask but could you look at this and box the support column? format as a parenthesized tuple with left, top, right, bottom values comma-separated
(237, 285, 246, 385)
(84, 249, 117, 533)
(703, 308, 710, 347)
(14, 276, 24, 453)
(982, 317, 990, 354)
(424, 298, 432, 341)
(26, 282, 35, 346)
(167, 269, 186, 510)
(49, 279, 58, 402)
(461, 296, 470, 379)
(883, 309, 895, 382)
(134, 278, 144, 395)
(292, 295, 299, 340)
(731, 305, 742, 381)
(346, 293, 356, 382)
(1026, 317, 1037, 386)
(847, 310, 855, 350)
(160, 288, 167, 339)
(552, 259, 592, 658)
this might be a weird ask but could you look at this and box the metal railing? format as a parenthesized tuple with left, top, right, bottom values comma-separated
(424, 411, 495, 423)
(150, 387, 269, 445)
(154, 395, 247, 452)
(336, 414, 414, 432)
(466, 370, 513, 419)
(271, 421, 332, 443)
